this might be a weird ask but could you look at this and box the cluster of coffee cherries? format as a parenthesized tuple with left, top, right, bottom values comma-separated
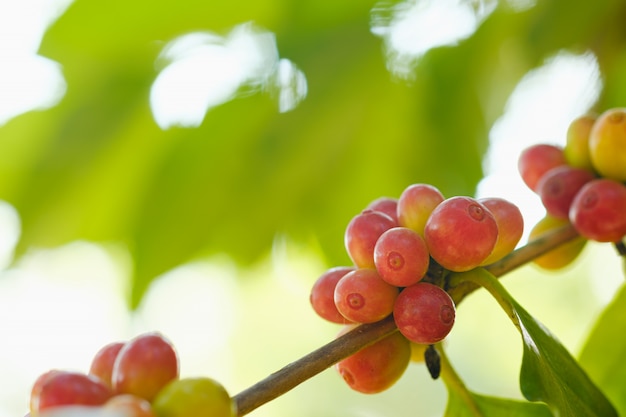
(520, 107, 626, 270)
(27, 332, 236, 417)
(309, 183, 524, 393)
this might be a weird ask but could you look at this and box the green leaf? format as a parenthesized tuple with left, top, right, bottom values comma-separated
(515, 299, 615, 416)
(446, 391, 552, 417)
(5, 0, 626, 309)
(440, 343, 553, 417)
(449, 268, 617, 417)
(578, 283, 626, 415)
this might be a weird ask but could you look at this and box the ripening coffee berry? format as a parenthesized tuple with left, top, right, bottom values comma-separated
(478, 197, 524, 265)
(344, 210, 397, 268)
(518, 144, 567, 192)
(565, 114, 596, 171)
(112, 332, 179, 402)
(528, 215, 587, 270)
(569, 178, 626, 243)
(374, 227, 430, 287)
(334, 268, 399, 324)
(536, 165, 595, 219)
(366, 197, 399, 223)
(335, 326, 410, 394)
(393, 282, 455, 345)
(88, 341, 125, 390)
(310, 266, 356, 324)
(396, 183, 445, 236)
(31, 370, 113, 415)
(424, 196, 498, 272)
(589, 108, 626, 181)
(103, 394, 156, 417)
(152, 377, 236, 417)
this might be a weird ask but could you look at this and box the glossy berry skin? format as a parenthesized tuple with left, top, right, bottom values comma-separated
(152, 377, 236, 417)
(335, 327, 410, 394)
(344, 210, 397, 268)
(518, 144, 567, 192)
(565, 114, 596, 171)
(333, 268, 399, 324)
(396, 183, 445, 236)
(31, 370, 113, 414)
(393, 282, 456, 345)
(112, 332, 179, 402)
(528, 215, 587, 270)
(374, 227, 429, 287)
(310, 266, 356, 324)
(424, 196, 498, 272)
(478, 197, 524, 265)
(89, 341, 125, 390)
(30, 370, 63, 415)
(536, 166, 595, 219)
(589, 108, 626, 181)
(570, 178, 626, 242)
(104, 394, 156, 417)
(366, 197, 399, 223)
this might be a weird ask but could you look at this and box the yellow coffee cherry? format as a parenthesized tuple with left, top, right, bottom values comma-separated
(529, 215, 587, 270)
(564, 114, 596, 172)
(589, 108, 626, 181)
(152, 377, 236, 417)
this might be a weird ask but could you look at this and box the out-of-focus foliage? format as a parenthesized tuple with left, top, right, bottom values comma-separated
(579, 282, 626, 415)
(1, 0, 626, 308)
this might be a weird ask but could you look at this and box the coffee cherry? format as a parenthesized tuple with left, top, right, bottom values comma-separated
(570, 178, 626, 242)
(536, 165, 595, 219)
(565, 114, 596, 171)
(393, 282, 456, 345)
(528, 215, 587, 270)
(344, 210, 397, 268)
(104, 394, 156, 417)
(31, 370, 113, 415)
(518, 144, 567, 192)
(424, 196, 498, 272)
(310, 266, 356, 324)
(334, 268, 399, 324)
(478, 197, 524, 265)
(589, 108, 626, 181)
(397, 183, 445, 236)
(112, 332, 179, 402)
(89, 341, 125, 390)
(374, 227, 430, 287)
(366, 197, 399, 223)
(335, 326, 410, 394)
(30, 370, 63, 415)
(152, 377, 236, 417)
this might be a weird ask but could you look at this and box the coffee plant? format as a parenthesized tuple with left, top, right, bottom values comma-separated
(25, 108, 626, 416)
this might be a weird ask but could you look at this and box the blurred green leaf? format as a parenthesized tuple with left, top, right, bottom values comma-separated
(446, 390, 552, 417)
(442, 340, 552, 417)
(2, 0, 626, 307)
(578, 282, 626, 416)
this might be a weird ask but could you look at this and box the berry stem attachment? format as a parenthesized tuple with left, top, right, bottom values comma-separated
(232, 223, 579, 416)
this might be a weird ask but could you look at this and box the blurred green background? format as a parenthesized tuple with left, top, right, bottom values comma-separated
(1, 0, 626, 416)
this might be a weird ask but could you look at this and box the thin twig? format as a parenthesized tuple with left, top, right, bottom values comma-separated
(232, 223, 580, 416)
(233, 316, 397, 415)
(447, 223, 580, 304)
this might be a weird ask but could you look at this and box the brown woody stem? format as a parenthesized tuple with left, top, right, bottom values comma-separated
(232, 223, 580, 416)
